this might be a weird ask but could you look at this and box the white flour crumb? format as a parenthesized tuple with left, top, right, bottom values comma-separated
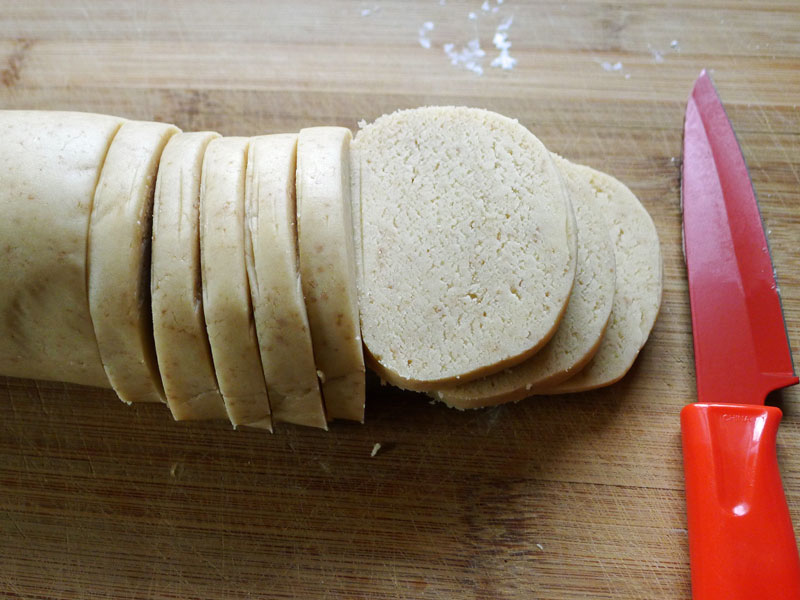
(491, 50, 517, 70)
(419, 21, 435, 49)
(600, 60, 623, 72)
(360, 5, 380, 16)
(649, 45, 664, 63)
(536, 543, 544, 550)
(670, 39, 679, 50)
(493, 32, 511, 50)
(371, 443, 382, 457)
(497, 15, 514, 30)
(444, 38, 486, 74)
(358, 119, 367, 129)
(490, 16, 517, 70)
(424, 3, 516, 74)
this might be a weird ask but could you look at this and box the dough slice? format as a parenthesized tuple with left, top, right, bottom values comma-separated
(152, 131, 229, 420)
(0, 111, 124, 388)
(88, 120, 179, 403)
(351, 106, 577, 391)
(200, 136, 272, 430)
(296, 127, 366, 422)
(245, 134, 328, 429)
(541, 162, 662, 393)
(433, 155, 616, 407)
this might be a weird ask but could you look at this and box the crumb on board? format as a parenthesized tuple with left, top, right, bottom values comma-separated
(371, 442, 382, 457)
(420, 1, 517, 74)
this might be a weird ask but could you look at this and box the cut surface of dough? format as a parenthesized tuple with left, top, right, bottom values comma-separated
(351, 106, 576, 391)
(296, 126, 366, 422)
(200, 136, 271, 430)
(0, 111, 124, 388)
(245, 134, 328, 429)
(152, 131, 228, 420)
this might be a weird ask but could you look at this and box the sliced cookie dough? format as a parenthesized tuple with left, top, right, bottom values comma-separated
(200, 136, 272, 430)
(541, 163, 662, 394)
(245, 134, 328, 429)
(88, 120, 179, 403)
(296, 127, 366, 422)
(152, 131, 229, 420)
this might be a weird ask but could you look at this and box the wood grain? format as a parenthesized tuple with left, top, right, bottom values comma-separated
(1, 1, 799, 598)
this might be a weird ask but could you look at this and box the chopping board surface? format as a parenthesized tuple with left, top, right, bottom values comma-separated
(1, 2, 799, 598)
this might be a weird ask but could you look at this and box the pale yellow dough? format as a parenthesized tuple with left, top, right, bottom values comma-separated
(245, 134, 328, 429)
(88, 120, 179, 404)
(434, 155, 616, 407)
(296, 127, 366, 422)
(351, 107, 576, 391)
(0, 111, 124, 388)
(541, 163, 663, 393)
(200, 136, 272, 430)
(152, 131, 229, 420)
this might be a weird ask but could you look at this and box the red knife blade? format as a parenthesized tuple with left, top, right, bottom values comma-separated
(681, 69, 800, 600)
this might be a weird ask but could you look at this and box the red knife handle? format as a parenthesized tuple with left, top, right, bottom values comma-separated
(681, 403, 800, 600)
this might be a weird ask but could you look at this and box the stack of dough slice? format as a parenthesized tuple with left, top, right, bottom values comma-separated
(431, 157, 662, 406)
(432, 155, 617, 407)
(351, 107, 578, 391)
(538, 161, 663, 394)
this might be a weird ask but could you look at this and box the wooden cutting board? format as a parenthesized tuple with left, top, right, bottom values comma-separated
(1, 1, 799, 598)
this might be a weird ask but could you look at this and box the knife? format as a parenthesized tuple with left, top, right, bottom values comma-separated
(681, 69, 800, 600)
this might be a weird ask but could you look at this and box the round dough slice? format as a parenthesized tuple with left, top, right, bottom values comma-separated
(351, 106, 577, 391)
(296, 126, 366, 423)
(540, 162, 662, 394)
(200, 136, 272, 430)
(152, 131, 229, 421)
(433, 154, 616, 408)
(0, 111, 124, 388)
(246, 134, 328, 429)
(88, 120, 179, 403)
